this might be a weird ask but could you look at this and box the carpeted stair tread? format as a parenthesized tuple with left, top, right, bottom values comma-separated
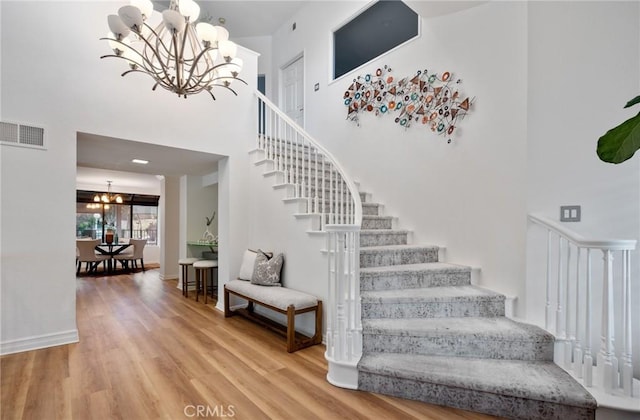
(359, 244, 439, 252)
(360, 261, 470, 275)
(360, 229, 410, 235)
(361, 285, 503, 303)
(363, 316, 552, 342)
(360, 262, 472, 290)
(358, 353, 597, 411)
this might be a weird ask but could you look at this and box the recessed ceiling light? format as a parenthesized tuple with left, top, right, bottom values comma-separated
(132, 159, 149, 165)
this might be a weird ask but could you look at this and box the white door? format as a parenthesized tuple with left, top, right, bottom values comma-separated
(281, 56, 304, 127)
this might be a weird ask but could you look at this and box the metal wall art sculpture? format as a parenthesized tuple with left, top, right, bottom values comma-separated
(344, 65, 474, 143)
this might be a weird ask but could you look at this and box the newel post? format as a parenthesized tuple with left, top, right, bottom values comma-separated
(325, 225, 362, 389)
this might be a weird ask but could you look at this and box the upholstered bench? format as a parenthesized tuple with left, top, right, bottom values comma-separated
(224, 279, 322, 353)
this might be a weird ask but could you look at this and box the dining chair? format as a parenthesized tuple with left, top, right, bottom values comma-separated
(115, 238, 147, 271)
(76, 239, 110, 274)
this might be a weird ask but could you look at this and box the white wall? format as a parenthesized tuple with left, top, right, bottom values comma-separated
(241, 156, 327, 335)
(159, 176, 181, 280)
(270, 1, 530, 311)
(1, 1, 257, 354)
(235, 35, 273, 96)
(186, 174, 218, 256)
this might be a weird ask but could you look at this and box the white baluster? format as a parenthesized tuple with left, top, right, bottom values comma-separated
(584, 248, 593, 386)
(307, 142, 312, 211)
(277, 120, 282, 172)
(314, 149, 319, 214)
(339, 180, 344, 224)
(574, 247, 583, 378)
(300, 137, 306, 200)
(292, 131, 298, 191)
(321, 155, 326, 224)
(257, 97, 262, 149)
(557, 237, 565, 339)
(329, 167, 334, 224)
(565, 243, 573, 367)
(599, 249, 617, 393)
(283, 125, 289, 183)
(546, 230, 552, 331)
(621, 250, 633, 396)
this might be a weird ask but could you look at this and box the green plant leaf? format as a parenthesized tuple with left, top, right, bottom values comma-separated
(597, 111, 640, 164)
(624, 95, 640, 109)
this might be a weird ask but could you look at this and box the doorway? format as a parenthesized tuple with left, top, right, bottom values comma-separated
(281, 55, 304, 127)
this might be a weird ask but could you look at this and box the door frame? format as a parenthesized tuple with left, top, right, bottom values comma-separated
(279, 52, 305, 128)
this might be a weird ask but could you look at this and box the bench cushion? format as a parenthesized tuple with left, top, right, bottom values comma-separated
(225, 279, 319, 311)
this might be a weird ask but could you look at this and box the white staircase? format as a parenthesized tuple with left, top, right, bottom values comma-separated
(252, 90, 639, 418)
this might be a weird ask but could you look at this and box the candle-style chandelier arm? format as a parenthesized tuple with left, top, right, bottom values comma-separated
(99, 33, 173, 85)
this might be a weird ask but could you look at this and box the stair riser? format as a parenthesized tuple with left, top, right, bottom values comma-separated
(360, 248, 438, 268)
(360, 270, 471, 291)
(361, 298, 505, 319)
(362, 218, 393, 230)
(362, 334, 553, 361)
(360, 232, 407, 247)
(358, 373, 595, 420)
(362, 204, 380, 216)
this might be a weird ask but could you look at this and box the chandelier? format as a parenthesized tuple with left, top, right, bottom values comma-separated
(100, 0, 245, 100)
(94, 181, 123, 205)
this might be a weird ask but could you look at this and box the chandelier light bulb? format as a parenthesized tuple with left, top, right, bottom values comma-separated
(179, 0, 200, 21)
(131, 0, 153, 20)
(218, 40, 237, 62)
(214, 26, 229, 42)
(107, 14, 131, 39)
(196, 22, 218, 46)
(162, 9, 186, 33)
(118, 5, 144, 33)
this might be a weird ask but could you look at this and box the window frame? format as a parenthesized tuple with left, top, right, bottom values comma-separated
(329, 0, 421, 84)
(76, 190, 160, 244)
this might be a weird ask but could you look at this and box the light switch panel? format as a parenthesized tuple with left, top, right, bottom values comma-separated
(560, 205, 581, 222)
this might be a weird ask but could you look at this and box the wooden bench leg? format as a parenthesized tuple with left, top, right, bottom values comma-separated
(224, 287, 233, 317)
(314, 301, 323, 345)
(287, 305, 296, 353)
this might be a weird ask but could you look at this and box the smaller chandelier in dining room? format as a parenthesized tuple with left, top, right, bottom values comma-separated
(94, 181, 123, 205)
(100, 0, 245, 100)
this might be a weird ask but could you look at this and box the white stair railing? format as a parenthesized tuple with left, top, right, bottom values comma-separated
(256, 91, 363, 388)
(528, 213, 637, 398)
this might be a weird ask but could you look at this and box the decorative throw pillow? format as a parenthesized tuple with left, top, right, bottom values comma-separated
(251, 250, 284, 286)
(238, 249, 272, 281)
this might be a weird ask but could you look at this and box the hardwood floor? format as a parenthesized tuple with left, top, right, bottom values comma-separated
(1, 268, 497, 420)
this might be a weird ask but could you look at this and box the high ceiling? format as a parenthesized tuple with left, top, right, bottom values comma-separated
(153, 1, 307, 38)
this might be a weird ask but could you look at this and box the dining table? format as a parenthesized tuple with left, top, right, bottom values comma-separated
(95, 243, 132, 273)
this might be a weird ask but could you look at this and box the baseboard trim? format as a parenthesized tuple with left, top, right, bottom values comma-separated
(1, 329, 79, 356)
(160, 274, 178, 281)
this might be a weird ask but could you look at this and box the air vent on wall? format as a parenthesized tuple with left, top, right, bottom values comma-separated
(0, 121, 46, 149)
